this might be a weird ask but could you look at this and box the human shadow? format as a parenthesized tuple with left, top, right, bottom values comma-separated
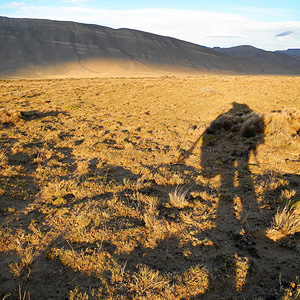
(200, 103, 265, 231)
(180, 103, 265, 231)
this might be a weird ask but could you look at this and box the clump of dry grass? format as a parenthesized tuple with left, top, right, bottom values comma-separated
(273, 205, 300, 234)
(8, 249, 34, 281)
(42, 179, 77, 201)
(0, 148, 8, 167)
(0, 109, 22, 126)
(168, 186, 190, 209)
(69, 288, 89, 300)
(49, 247, 117, 278)
(175, 265, 209, 298)
(240, 113, 264, 138)
(264, 109, 300, 136)
(281, 277, 300, 300)
(8, 261, 23, 278)
(263, 109, 300, 154)
(267, 204, 300, 240)
(235, 254, 251, 292)
(143, 213, 169, 248)
(129, 265, 169, 298)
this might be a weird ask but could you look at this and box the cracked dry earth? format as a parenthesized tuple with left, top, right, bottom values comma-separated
(0, 75, 300, 299)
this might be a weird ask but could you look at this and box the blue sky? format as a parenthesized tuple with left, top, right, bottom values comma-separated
(1, 0, 299, 50)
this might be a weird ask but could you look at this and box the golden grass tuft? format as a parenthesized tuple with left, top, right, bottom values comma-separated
(267, 204, 300, 240)
(168, 186, 190, 209)
(264, 109, 300, 136)
(175, 265, 209, 297)
(235, 254, 251, 292)
(42, 179, 77, 201)
(129, 265, 169, 298)
(0, 148, 8, 167)
(8, 262, 23, 278)
(0, 109, 23, 126)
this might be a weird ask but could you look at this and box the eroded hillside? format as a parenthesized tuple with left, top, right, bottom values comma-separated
(2, 17, 300, 78)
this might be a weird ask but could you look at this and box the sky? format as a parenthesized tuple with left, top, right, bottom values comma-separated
(0, 0, 300, 51)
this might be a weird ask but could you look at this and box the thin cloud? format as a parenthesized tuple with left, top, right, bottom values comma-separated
(60, 0, 90, 3)
(206, 35, 242, 38)
(226, 6, 293, 22)
(3, 2, 26, 8)
(275, 31, 294, 37)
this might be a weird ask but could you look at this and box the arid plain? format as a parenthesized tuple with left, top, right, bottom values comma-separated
(0, 75, 300, 299)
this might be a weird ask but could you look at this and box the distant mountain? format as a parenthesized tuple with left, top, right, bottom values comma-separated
(1, 16, 300, 78)
(213, 45, 300, 74)
(276, 49, 300, 57)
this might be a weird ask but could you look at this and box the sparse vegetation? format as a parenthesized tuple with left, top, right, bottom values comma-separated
(129, 264, 169, 298)
(281, 277, 300, 300)
(168, 185, 190, 209)
(0, 75, 299, 299)
(269, 204, 300, 236)
(234, 254, 251, 292)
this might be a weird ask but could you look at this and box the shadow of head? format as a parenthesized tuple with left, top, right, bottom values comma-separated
(177, 103, 265, 165)
(205, 102, 265, 139)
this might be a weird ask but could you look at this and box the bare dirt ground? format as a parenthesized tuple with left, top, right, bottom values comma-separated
(0, 75, 300, 299)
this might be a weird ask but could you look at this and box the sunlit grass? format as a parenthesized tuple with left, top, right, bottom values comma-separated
(0, 76, 300, 299)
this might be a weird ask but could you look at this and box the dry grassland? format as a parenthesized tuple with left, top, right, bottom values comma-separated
(0, 75, 300, 299)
